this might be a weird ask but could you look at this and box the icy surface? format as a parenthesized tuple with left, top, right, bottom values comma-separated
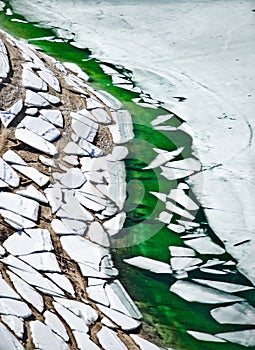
(0, 322, 24, 350)
(10, 0, 254, 283)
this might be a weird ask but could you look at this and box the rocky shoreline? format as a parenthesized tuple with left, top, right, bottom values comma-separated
(0, 29, 168, 350)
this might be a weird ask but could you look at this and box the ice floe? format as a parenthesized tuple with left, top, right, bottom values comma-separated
(3, 228, 53, 255)
(1, 315, 24, 339)
(0, 39, 10, 79)
(30, 320, 69, 350)
(45, 273, 75, 296)
(22, 67, 47, 91)
(61, 236, 118, 278)
(143, 147, 184, 170)
(60, 168, 86, 188)
(103, 212, 126, 236)
(18, 115, 60, 142)
(0, 209, 36, 230)
(0, 322, 24, 350)
(0, 193, 39, 221)
(105, 280, 142, 319)
(87, 221, 110, 247)
(192, 279, 253, 293)
(40, 109, 63, 127)
(20, 252, 61, 272)
(15, 128, 58, 156)
(0, 298, 32, 318)
(131, 334, 168, 349)
(124, 256, 172, 274)
(170, 280, 244, 304)
(8, 271, 44, 313)
(184, 236, 225, 255)
(44, 310, 69, 341)
(0, 157, 20, 188)
(38, 68, 61, 92)
(109, 110, 134, 144)
(151, 114, 174, 127)
(97, 304, 141, 331)
(3, 256, 65, 297)
(17, 184, 48, 203)
(98, 326, 128, 350)
(73, 331, 101, 350)
(0, 99, 23, 127)
(187, 331, 225, 343)
(211, 302, 255, 325)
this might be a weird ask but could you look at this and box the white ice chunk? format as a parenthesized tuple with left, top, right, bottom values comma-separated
(3, 256, 64, 297)
(25, 90, 50, 107)
(86, 97, 104, 110)
(216, 330, 255, 347)
(0, 322, 24, 350)
(2, 150, 27, 166)
(151, 114, 174, 126)
(97, 327, 128, 350)
(170, 257, 202, 272)
(31, 320, 69, 350)
(124, 256, 172, 274)
(211, 302, 255, 325)
(0, 158, 20, 187)
(150, 191, 167, 202)
(161, 158, 201, 180)
(170, 280, 244, 304)
(0, 209, 36, 230)
(17, 185, 48, 203)
(19, 116, 60, 142)
(51, 218, 77, 235)
(38, 69, 61, 92)
(157, 211, 173, 224)
(0, 273, 21, 299)
(38, 92, 60, 105)
(187, 331, 225, 343)
(97, 304, 140, 331)
(169, 246, 195, 257)
(20, 252, 61, 272)
(73, 331, 101, 350)
(0, 192, 39, 221)
(0, 298, 32, 318)
(91, 108, 111, 124)
(144, 147, 184, 170)
(13, 164, 50, 187)
(40, 109, 63, 127)
(0, 99, 23, 127)
(44, 310, 69, 341)
(45, 273, 75, 297)
(8, 271, 44, 313)
(3, 228, 53, 256)
(105, 280, 142, 319)
(87, 221, 110, 247)
(94, 90, 122, 110)
(131, 335, 167, 349)
(167, 223, 185, 233)
(0, 40, 10, 79)
(168, 189, 199, 211)
(109, 110, 134, 144)
(39, 155, 56, 167)
(1, 315, 24, 339)
(103, 212, 126, 236)
(60, 168, 86, 188)
(22, 68, 48, 91)
(193, 279, 253, 293)
(61, 236, 117, 278)
(15, 128, 58, 156)
(71, 119, 97, 142)
(185, 236, 225, 255)
(86, 284, 109, 306)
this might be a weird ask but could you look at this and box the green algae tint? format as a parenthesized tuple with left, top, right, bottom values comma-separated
(1, 6, 254, 350)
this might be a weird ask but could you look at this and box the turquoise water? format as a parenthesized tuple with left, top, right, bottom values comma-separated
(1, 4, 254, 349)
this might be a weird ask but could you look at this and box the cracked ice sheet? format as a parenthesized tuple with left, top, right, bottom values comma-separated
(10, 0, 255, 286)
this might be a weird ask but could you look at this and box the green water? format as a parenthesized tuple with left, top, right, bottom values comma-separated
(1, 5, 254, 349)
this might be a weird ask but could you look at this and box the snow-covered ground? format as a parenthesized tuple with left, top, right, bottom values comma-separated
(9, 0, 255, 283)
